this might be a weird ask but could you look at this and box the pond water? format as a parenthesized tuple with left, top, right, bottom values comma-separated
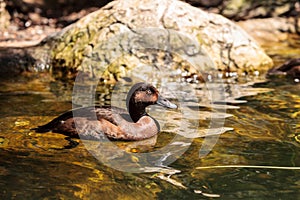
(0, 35, 300, 199)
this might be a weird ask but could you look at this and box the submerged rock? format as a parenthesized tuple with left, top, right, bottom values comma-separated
(41, 0, 273, 81)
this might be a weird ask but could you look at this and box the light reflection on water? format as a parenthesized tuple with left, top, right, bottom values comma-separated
(0, 66, 300, 197)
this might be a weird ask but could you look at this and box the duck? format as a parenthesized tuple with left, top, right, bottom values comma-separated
(267, 58, 300, 80)
(33, 82, 177, 141)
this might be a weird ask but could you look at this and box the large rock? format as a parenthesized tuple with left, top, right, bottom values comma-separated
(43, 0, 273, 81)
(237, 17, 299, 43)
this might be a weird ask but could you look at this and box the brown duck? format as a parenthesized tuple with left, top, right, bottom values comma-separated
(34, 82, 177, 141)
(267, 58, 300, 79)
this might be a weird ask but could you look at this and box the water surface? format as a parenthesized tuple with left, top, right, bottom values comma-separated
(0, 35, 300, 199)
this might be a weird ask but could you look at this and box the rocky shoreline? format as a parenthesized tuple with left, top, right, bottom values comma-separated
(0, 0, 299, 79)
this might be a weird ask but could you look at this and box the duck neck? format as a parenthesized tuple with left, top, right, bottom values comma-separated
(128, 102, 147, 123)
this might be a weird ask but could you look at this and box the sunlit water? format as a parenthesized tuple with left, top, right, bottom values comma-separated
(0, 35, 300, 199)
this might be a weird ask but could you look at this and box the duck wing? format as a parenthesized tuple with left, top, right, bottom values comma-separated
(33, 106, 128, 136)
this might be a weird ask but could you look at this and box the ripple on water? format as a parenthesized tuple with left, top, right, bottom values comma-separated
(0, 66, 300, 198)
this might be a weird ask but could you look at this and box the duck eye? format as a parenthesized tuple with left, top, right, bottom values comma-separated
(146, 89, 152, 95)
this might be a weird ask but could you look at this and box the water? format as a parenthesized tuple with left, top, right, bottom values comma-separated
(0, 37, 300, 199)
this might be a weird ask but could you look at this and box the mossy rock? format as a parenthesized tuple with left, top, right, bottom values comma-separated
(42, 0, 274, 81)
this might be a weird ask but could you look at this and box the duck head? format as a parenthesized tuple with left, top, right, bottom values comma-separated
(126, 82, 177, 122)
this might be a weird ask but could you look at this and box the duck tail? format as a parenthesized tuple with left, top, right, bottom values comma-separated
(31, 110, 74, 133)
(31, 120, 57, 133)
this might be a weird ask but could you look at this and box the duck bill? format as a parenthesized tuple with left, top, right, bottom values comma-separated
(156, 95, 177, 109)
